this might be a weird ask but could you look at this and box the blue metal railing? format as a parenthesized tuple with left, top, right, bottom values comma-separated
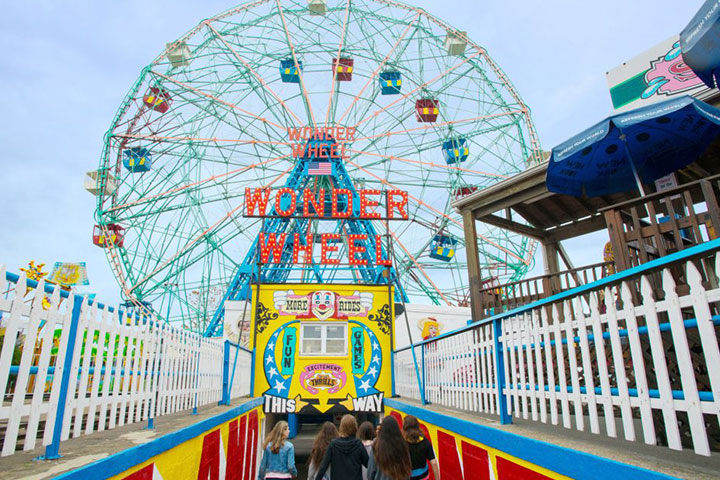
(392, 238, 720, 426)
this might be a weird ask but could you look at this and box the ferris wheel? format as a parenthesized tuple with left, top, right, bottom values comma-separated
(87, 0, 541, 333)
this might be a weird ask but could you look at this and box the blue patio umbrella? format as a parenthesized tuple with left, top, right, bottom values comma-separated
(546, 96, 720, 197)
(680, 0, 720, 89)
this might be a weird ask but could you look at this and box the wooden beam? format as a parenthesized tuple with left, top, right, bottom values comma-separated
(462, 211, 483, 322)
(469, 182, 550, 218)
(546, 214, 608, 242)
(478, 213, 546, 240)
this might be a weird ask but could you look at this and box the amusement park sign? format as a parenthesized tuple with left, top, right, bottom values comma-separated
(243, 186, 409, 266)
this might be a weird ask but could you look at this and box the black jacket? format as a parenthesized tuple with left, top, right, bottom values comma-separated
(315, 436, 369, 480)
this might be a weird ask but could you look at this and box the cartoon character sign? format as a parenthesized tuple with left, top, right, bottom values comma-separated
(311, 290, 335, 320)
(643, 41, 704, 100)
(252, 284, 392, 415)
(418, 316, 443, 340)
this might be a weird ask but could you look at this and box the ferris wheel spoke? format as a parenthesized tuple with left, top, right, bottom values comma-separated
(350, 50, 482, 130)
(336, 11, 421, 126)
(127, 200, 251, 293)
(274, 0, 317, 127)
(345, 148, 508, 179)
(152, 71, 288, 135)
(108, 154, 291, 213)
(113, 132, 292, 148)
(353, 110, 522, 143)
(204, 21, 304, 127)
(346, 158, 527, 265)
(324, 0, 352, 126)
(389, 229, 451, 306)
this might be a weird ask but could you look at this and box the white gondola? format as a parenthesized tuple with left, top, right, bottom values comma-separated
(166, 41, 192, 67)
(308, 0, 327, 16)
(444, 31, 467, 56)
(84, 170, 117, 196)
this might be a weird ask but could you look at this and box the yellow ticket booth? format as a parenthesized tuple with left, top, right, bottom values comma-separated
(250, 284, 394, 417)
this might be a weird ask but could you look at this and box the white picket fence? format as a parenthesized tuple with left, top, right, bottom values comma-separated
(0, 265, 251, 457)
(394, 242, 720, 456)
(227, 342, 253, 402)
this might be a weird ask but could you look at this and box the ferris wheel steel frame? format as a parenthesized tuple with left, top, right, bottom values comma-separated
(92, 0, 542, 334)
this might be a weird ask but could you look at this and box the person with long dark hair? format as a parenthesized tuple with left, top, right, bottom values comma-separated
(357, 421, 376, 480)
(257, 420, 297, 479)
(368, 416, 411, 480)
(315, 414, 369, 480)
(308, 422, 338, 480)
(403, 415, 439, 480)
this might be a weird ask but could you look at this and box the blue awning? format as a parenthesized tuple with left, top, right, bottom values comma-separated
(680, 0, 720, 88)
(546, 96, 720, 197)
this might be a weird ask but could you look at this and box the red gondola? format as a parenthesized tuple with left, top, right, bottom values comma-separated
(143, 87, 172, 113)
(332, 57, 354, 81)
(416, 99, 439, 122)
(93, 224, 125, 248)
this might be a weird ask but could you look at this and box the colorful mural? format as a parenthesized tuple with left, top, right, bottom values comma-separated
(109, 404, 262, 480)
(251, 284, 393, 415)
(607, 35, 710, 112)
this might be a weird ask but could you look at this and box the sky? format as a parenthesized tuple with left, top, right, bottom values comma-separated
(0, 0, 706, 307)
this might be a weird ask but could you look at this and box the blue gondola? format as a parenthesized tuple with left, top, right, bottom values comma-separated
(429, 234, 457, 262)
(123, 147, 152, 173)
(442, 137, 469, 164)
(280, 59, 302, 83)
(379, 71, 402, 95)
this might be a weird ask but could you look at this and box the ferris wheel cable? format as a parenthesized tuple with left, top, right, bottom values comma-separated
(388, 229, 451, 306)
(152, 72, 288, 133)
(370, 0, 542, 158)
(345, 158, 527, 266)
(352, 110, 524, 144)
(325, 0, 352, 125)
(152, 0, 275, 67)
(204, 22, 305, 126)
(275, 0, 317, 128)
(350, 49, 482, 130)
(345, 148, 509, 179)
(107, 154, 291, 213)
(125, 162, 295, 294)
(111, 133, 293, 147)
(335, 11, 421, 126)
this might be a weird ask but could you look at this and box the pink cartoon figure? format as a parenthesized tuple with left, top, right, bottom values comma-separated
(311, 290, 336, 320)
(643, 40, 704, 99)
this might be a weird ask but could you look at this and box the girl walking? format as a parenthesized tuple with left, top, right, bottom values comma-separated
(367, 415, 411, 480)
(307, 422, 338, 480)
(257, 421, 297, 480)
(357, 421, 376, 480)
(403, 415, 439, 480)
(314, 415, 369, 480)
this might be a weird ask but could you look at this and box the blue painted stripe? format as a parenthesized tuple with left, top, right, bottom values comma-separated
(53, 397, 263, 480)
(385, 399, 680, 480)
(394, 238, 720, 354)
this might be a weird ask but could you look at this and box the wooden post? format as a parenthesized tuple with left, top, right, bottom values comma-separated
(463, 211, 483, 321)
(701, 180, 720, 240)
(542, 241, 560, 295)
(604, 209, 629, 272)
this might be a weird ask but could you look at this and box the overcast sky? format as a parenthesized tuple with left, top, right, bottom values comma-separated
(0, 0, 706, 306)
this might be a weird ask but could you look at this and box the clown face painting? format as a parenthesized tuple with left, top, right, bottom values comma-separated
(311, 290, 336, 320)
